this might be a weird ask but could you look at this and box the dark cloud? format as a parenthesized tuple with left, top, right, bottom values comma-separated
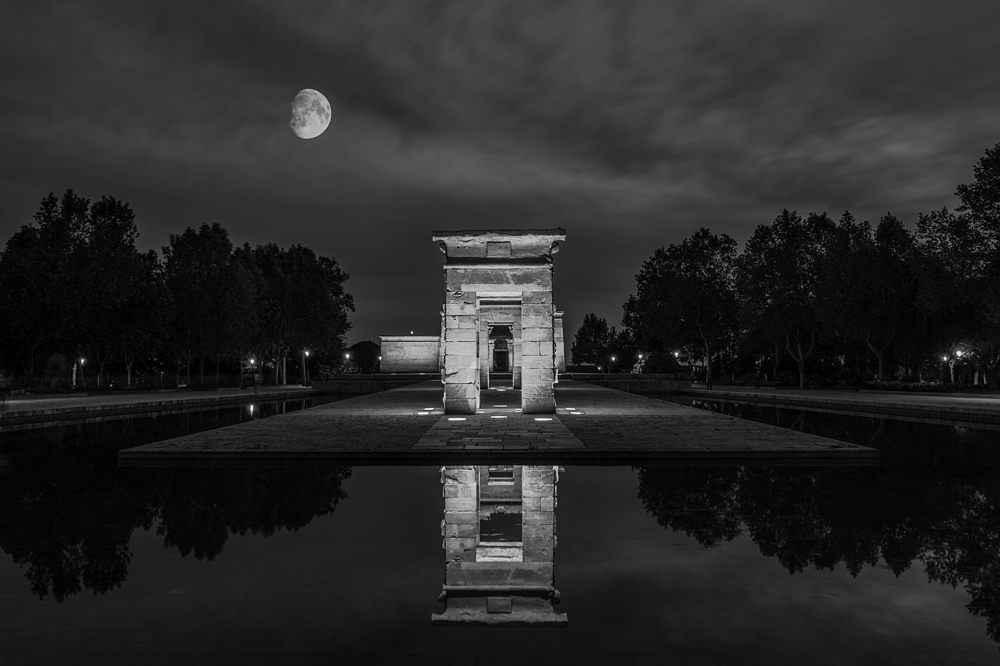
(1, 0, 999, 342)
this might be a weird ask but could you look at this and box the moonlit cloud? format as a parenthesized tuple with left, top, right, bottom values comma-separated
(1, 0, 999, 342)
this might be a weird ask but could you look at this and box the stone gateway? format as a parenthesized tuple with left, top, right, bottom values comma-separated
(434, 229, 566, 415)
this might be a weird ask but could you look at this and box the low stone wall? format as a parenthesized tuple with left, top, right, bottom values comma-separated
(567, 373, 692, 394)
(379, 335, 441, 373)
(313, 374, 434, 394)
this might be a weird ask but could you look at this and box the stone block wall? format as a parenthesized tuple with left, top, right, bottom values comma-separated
(520, 293, 556, 413)
(378, 336, 441, 373)
(443, 292, 480, 414)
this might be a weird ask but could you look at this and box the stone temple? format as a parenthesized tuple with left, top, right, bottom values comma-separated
(380, 229, 566, 415)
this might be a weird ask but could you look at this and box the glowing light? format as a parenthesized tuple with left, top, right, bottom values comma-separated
(249, 404, 255, 415)
(942, 355, 948, 361)
(345, 353, 350, 359)
(534, 417, 553, 421)
(448, 417, 466, 421)
(491, 415, 507, 419)
(79, 358, 86, 365)
(417, 411, 429, 415)
(956, 350, 964, 358)
(304, 350, 310, 357)
(638, 354, 643, 359)
(611, 356, 616, 362)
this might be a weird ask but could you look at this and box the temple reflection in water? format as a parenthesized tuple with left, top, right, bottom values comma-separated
(433, 465, 566, 626)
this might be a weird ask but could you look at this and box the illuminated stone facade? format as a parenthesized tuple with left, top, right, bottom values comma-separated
(433, 229, 566, 415)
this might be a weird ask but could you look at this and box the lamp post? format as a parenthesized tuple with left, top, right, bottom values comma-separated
(302, 350, 310, 386)
(79, 358, 86, 390)
(610, 355, 616, 374)
(250, 358, 258, 394)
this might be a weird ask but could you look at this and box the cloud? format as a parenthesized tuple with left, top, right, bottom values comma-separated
(1, 0, 999, 342)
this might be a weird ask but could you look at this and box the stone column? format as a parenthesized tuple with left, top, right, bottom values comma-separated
(479, 316, 490, 390)
(553, 310, 566, 372)
(520, 292, 555, 413)
(512, 317, 522, 389)
(444, 291, 479, 414)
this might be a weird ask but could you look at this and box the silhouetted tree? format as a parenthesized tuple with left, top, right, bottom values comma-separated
(162, 223, 237, 386)
(627, 228, 738, 388)
(816, 212, 917, 379)
(349, 340, 381, 374)
(737, 210, 835, 388)
(571, 313, 616, 368)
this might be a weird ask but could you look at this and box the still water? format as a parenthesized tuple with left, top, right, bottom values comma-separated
(3, 396, 1000, 664)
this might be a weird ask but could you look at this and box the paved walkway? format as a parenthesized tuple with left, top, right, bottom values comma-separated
(118, 380, 875, 465)
(413, 386, 584, 451)
(679, 385, 1000, 425)
(0, 385, 319, 428)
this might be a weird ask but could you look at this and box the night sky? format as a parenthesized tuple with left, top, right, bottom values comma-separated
(2, 1, 999, 345)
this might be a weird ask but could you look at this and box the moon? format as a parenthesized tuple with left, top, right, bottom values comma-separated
(289, 88, 331, 139)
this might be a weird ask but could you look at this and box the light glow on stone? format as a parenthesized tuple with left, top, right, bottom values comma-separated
(448, 417, 466, 421)
(491, 415, 507, 419)
(534, 417, 553, 421)
(417, 411, 429, 415)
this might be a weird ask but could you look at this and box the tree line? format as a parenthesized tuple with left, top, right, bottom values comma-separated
(0, 190, 355, 389)
(573, 142, 1000, 389)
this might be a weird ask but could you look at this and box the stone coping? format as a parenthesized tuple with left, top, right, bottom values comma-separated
(681, 386, 1000, 425)
(0, 387, 320, 427)
(117, 380, 877, 465)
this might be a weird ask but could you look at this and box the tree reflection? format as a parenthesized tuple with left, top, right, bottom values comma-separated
(0, 440, 350, 601)
(637, 459, 1000, 647)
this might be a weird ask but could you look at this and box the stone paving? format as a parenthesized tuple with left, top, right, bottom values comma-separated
(414, 386, 584, 450)
(118, 379, 875, 465)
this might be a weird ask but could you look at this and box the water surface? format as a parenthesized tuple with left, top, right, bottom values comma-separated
(3, 397, 1000, 663)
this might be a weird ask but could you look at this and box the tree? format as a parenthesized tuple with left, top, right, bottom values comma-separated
(349, 340, 381, 374)
(571, 313, 615, 368)
(737, 210, 835, 389)
(118, 251, 172, 388)
(627, 228, 738, 388)
(251, 243, 353, 385)
(77, 195, 145, 387)
(0, 191, 90, 376)
(162, 223, 236, 386)
(0, 191, 147, 386)
(815, 212, 917, 379)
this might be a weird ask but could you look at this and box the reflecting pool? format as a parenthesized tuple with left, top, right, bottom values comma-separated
(3, 398, 1000, 663)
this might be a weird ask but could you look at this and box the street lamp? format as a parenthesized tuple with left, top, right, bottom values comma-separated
(302, 350, 310, 386)
(74, 357, 86, 389)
